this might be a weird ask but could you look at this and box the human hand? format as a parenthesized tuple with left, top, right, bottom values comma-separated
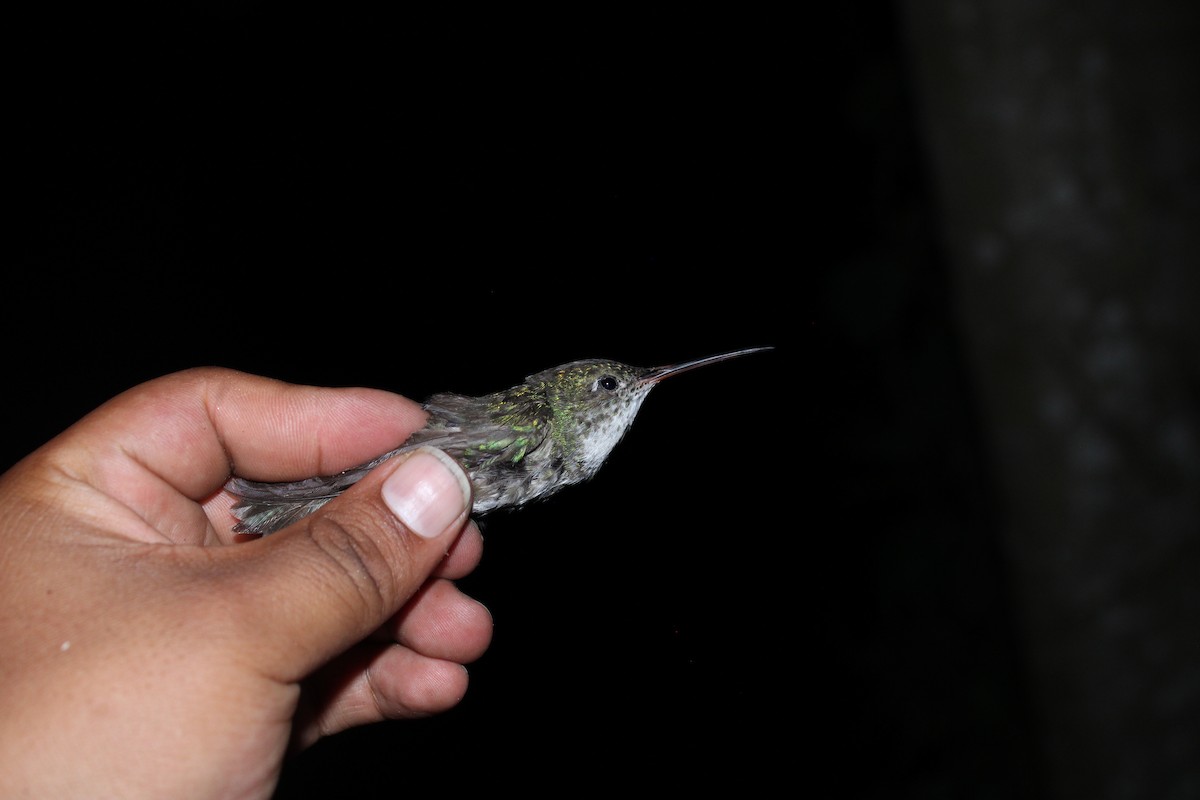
(0, 368, 493, 799)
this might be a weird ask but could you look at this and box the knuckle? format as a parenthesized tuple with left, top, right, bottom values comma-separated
(303, 510, 410, 622)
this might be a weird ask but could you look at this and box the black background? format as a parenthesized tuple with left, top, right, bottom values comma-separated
(6, 5, 1027, 798)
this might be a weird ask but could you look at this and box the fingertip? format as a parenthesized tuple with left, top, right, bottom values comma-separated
(436, 520, 484, 579)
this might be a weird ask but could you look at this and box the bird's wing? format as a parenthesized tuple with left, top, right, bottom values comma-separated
(226, 391, 554, 536)
(409, 391, 554, 472)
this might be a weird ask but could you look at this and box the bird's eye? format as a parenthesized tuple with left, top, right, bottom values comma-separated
(598, 376, 618, 391)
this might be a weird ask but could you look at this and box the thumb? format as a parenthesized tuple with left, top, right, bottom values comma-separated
(227, 446, 473, 679)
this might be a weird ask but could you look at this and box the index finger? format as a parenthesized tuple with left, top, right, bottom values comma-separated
(51, 366, 427, 506)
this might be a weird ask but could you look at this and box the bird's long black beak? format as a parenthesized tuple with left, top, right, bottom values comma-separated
(636, 347, 773, 387)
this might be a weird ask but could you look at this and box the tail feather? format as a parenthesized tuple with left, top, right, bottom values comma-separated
(229, 490, 338, 536)
(227, 452, 397, 535)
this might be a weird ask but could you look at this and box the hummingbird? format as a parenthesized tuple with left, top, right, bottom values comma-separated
(226, 347, 772, 535)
